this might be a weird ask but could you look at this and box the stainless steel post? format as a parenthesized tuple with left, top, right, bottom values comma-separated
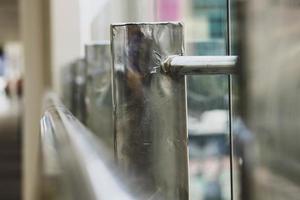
(85, 42, 113, 148)
(111, 22, 188, 199)
(71, 59, 87, 123)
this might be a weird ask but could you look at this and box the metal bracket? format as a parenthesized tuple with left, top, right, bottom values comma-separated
(161, 55, 238, 75)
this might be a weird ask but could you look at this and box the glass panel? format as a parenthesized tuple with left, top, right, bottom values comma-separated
(155, 0, 231, 199)
(230, 0, 241, 199)
(183, 0, 231, 199)
(187, 74, 230, 200)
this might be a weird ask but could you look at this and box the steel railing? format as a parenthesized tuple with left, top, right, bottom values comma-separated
(40, 93, 135, 200)
(47, 22, 238, 200)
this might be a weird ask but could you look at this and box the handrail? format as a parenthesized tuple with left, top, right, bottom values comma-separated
(40, 93, 135, 200)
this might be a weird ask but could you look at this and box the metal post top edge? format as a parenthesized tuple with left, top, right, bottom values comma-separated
(111, 21, 183, 28)
(85, 41, 110, 47)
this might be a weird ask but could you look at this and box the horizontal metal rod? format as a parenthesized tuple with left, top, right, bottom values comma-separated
(161, 56, 238, 75)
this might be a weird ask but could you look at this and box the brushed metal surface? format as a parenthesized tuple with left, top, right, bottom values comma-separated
(111, 22, 188, 199)
(162, 55, 237, 75)
(70, 59, 87, 124)
(85, 42, 113, 148)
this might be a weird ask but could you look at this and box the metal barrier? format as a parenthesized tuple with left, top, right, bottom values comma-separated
(111, 22, 188, 199)
(110, 22, 237, 200)
(85, 42, 113, 148)
(61, 59, 87, 123)
(55, 22, 237, 200)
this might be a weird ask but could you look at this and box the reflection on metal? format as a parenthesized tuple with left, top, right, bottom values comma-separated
(40, 93, 135, 200)
(85, 42, 113, 148)
(161, 56, 237, 75)
(61, 64, 74, 110)
(184, 42, 233, 199)
(70, 59, 87, 123)
(111, 22, 188, 199)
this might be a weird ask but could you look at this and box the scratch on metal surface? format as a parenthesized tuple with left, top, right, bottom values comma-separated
(150, 50, 162, 74)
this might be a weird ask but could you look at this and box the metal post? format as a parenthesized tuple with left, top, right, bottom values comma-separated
(85, 42, 113, 148)
(71, 59, 87, 123)
(111, 22, 188, 199)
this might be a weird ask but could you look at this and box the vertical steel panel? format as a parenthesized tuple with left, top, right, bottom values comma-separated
(111, 22, 188, 199)
(85, 42, 113, 148)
